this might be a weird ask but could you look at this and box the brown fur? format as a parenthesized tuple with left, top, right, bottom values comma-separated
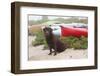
(43, 27, 66, 56)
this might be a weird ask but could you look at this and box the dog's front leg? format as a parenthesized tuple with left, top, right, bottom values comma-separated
(54, 42, 57, 56)
(54, 48, 57, 56)
(48, 47, 52, 55)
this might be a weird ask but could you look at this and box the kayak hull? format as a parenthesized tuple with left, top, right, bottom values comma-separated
(61, 26, 88, 37)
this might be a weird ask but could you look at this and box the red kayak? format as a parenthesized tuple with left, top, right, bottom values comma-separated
(61, 26, 88, 37)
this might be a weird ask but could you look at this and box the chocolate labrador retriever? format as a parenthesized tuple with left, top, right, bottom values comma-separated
(43, 27, 66, 56)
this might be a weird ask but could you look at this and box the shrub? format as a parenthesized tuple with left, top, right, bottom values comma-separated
(32, 29, 88, 50)
(32, 30, 45, 46)
(60, 36, 87, 49)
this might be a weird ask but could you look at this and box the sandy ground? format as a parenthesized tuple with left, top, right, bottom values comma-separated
(28, 36, 88, 61)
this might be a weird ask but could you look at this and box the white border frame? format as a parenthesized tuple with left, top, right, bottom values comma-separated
(20, 7, 95, 70)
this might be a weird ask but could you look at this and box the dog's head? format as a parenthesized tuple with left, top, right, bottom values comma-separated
(43, 27, 53, 37)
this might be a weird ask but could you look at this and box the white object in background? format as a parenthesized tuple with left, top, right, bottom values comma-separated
(51, 26, 61, 37)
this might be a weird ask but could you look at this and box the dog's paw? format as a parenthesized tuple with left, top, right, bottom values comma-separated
(48, 53, 52, 55)
(54, 53, 57, 56)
